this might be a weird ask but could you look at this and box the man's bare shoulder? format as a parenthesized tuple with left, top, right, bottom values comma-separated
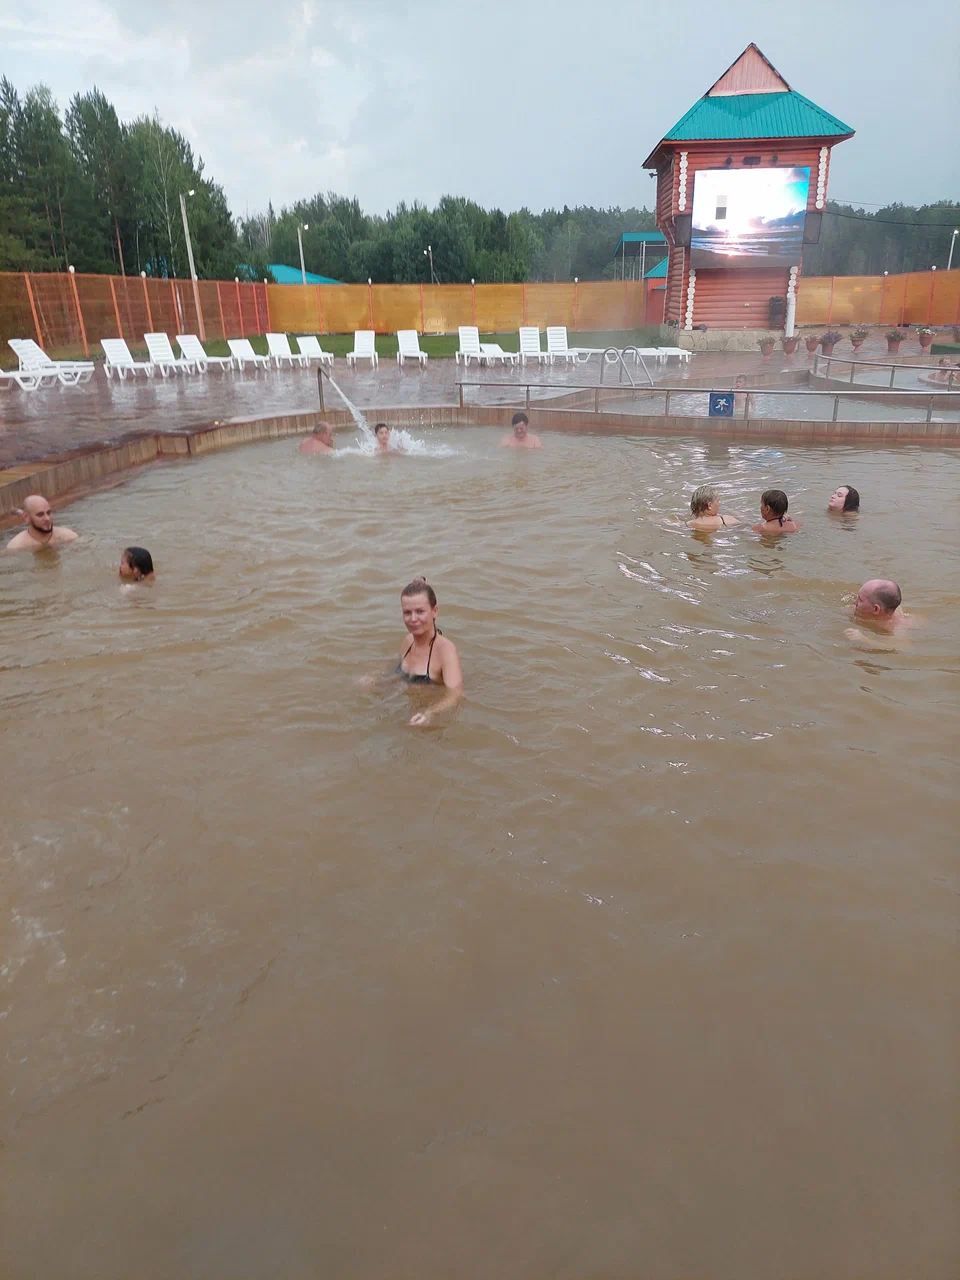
(53, 527, 79, 544)
(5, 530, 33, 551)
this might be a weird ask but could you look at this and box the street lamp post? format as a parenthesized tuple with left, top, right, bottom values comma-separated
(423, 244, 437, 285)
(948, 228, 959, 272)
(297, 223, 310, 284)
(179, 188, 205, 341)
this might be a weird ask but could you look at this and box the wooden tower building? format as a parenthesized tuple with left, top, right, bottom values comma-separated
(644, 45, 854, 335)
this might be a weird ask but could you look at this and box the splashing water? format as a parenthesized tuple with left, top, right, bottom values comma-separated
(322, 371, 455, 457)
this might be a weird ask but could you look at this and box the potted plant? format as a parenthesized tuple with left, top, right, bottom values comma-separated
(887, 327, 908, 354)
(782, 334, 800, 355)
(820, 330, 842, 356)
(805, 334, 820, 353)
(758, 334, 776, 357)
(916, 325, 936, 351)
(850, 326, 869, 352)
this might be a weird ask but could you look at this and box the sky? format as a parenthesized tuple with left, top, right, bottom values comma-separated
(2, 0, 957, 219)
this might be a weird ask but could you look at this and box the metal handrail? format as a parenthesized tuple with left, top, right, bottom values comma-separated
(455, 379, 959, 423)
(814, 351, 960, 389)
(600, 347, 636, 389)
(621, 345, 656, 388)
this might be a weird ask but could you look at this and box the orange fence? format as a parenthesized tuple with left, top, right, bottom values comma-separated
(2, 269, 958, 354)
(795, 269, 960, 328)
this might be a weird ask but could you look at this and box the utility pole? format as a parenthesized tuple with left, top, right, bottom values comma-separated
(179, 189, 205, 341)
(297, 223, 309, 284)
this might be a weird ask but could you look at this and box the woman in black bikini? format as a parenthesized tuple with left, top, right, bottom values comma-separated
(396, 577, 463, 726)
(686, 484, 740, 531)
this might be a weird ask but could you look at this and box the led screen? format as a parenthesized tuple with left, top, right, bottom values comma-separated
(689, 167, 810, 268)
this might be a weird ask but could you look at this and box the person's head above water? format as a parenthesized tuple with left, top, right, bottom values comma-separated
(21, 494, 54, 535)
(119, 546, 154, 581)
(828, 484, 860, 513)
(511, 412, 529, 439)
(375, 422, 390, 439)
(690, 484, 719, 517)
(735, 375, 747, 389)
(759, 489, 789, 524)
(313, 422, 334, 443)
(855, 578, 901, 619)
(401, 577, 439, 634)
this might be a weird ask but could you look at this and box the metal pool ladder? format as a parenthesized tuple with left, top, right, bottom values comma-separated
(600, 346, 656, 388)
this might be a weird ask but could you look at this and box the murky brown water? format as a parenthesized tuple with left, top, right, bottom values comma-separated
(2, 428, 958, 1279)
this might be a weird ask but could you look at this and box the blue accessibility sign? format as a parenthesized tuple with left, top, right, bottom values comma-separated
(708, 392, 734, 418)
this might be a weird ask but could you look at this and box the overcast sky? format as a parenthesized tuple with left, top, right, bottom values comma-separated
(3, 0, 957, 219)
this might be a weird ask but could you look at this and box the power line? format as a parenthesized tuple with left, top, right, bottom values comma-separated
(823, 207, 959, 228)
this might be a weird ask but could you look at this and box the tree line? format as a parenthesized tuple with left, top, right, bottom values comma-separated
(1, 76, 955, 284)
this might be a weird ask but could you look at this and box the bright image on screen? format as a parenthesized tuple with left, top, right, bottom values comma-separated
(690, 167, 810, 268)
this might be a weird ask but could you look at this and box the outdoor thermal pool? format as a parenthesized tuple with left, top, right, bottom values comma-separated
(2, 427, 958, 1279)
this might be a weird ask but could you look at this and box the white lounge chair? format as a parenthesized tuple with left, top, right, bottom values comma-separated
(296, 335, 334, 367)
(227, 339, 271, 370)
(266, 332, 308, 368)
(100, 338, 154, 379)
(456, 327, 487, 366)
(144, 333, 197, 376)
(0, 368, 41, 391)
(396, 330, 428, 367)
(658, 346, 692, 364)
(545, 327, 577, 365)
(9, 338, 95, 386)
(480, 343, 519, 366)
(177, 334, 234, 372)
(518, 327, 547, 365)
(346, 331, 378, 368)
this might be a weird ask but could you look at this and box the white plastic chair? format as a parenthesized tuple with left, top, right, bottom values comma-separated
(480, 343, 519, 366)
(227, 339, 270, 370)
(266, 332, 307, 368)
(545, 327, 577, 365)
(346, 331, 378, 368)
(177, 334, 234, 372)
(456, 327, 487, 366)
(144, 333, 197, 376)
(9, 338, 95, 386)
(101, 338, 155, 379)
(518, 327, 547, 365)
(297, 335, 334, 367)
(396, 330, 428, 367)
(0, 368, 41, 391)
(658, 346, 692, 364)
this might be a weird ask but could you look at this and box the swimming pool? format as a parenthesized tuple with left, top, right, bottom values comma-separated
(3, 428, 958, 1277)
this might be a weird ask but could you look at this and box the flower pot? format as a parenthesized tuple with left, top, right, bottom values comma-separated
(782, 337, 799, 356)
(887, 339, 901, 355)
(805, 337, 819, 353)
(851, 340, 864, 352)
(919, 333, 934, 350)
(820, 342, 836, 356)
(759, 341, 775, 357)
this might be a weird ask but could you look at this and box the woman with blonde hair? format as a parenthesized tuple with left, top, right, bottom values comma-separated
(686, 484, 740, 531)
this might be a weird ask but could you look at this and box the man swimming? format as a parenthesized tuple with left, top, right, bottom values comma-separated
(374, 423, 402, 453)
(5, 494, 78, 551)
(828, 485, 860, 514)
(500, 412, 542, 449)
(299, 422, 336, 454)
(846, 579, 916, 638)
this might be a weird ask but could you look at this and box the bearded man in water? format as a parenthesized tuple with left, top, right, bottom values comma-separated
(5, 495, 78, 551)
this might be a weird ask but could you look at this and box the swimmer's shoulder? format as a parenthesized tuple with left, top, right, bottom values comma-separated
(55, 527, 79, 544)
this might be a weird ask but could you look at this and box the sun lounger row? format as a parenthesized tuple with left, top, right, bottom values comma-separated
(456, 327, 692, 367)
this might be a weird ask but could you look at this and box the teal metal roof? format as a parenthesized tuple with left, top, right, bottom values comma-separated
(268, 262, 340, 285)
(644, 91, 852, 165)
(644, 257, 668, 279)
(612, 231, 666, 258)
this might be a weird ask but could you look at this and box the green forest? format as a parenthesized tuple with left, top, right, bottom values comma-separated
(1, 76, 956, 283)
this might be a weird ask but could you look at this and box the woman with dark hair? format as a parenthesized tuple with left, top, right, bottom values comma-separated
(118, 546, 155, 582)
(396, 577, 463, 726)
(828, 485, 860, 514)
(752, 490, 800, 535)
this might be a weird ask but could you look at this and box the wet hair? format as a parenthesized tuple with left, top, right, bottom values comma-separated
(313, 421, 333, 436)
(735, 375, 747, 386)
(401, 576, 437, 607)
(374, 422, 389, 435)
(690, 484, 718, 516)
(511, 412, 529, 427)
(124, 546, 154, 576)
(869, 581, 902, 613)
(760, 489, 789, 524)
(841, 485, 860, 512)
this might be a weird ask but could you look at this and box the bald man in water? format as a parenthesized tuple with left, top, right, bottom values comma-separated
(5, 495, 78, 551)
(299, 422, 336, 454)
(845, 578, 917, 641)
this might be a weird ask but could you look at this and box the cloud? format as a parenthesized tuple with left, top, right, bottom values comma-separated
(1, 0, 956, 217)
